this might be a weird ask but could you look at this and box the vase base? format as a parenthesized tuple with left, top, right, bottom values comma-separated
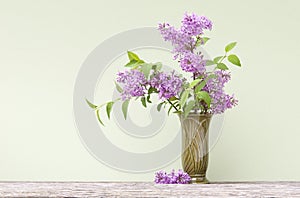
(190, 176, 209, 184)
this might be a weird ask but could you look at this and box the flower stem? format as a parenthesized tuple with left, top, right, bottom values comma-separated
(167, 99, 179, 112)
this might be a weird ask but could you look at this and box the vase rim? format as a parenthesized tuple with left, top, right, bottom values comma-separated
(177, 112, 212, 118)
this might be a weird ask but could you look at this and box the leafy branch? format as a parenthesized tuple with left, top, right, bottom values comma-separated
(205, 41, 242, 70)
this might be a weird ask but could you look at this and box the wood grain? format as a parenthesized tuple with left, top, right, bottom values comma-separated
(0, 182, 299, 197)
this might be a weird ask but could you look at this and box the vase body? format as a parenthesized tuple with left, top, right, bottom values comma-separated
(179, 113, 212, 184)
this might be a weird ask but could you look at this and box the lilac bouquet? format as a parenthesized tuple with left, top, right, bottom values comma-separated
(86, 13, 241, 125)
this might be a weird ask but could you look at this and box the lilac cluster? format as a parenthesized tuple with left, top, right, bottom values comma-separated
(158, 23, 195, 55)
(154, 169, 191, 184)
(204, 70, 238, 114)
(181, 13, 212, 35)
(116, 70, 147, 100)
(150, 71, 184, 100)
(179, 52, 206, 73)
(114, 13, 238, 115)
(158, 13, 212, 74)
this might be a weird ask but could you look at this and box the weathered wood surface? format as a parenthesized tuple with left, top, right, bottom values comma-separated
(0, 182, 299, 197)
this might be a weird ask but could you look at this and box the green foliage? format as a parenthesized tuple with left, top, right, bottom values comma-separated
(213, 56, 223, 64)
(96, 109, 104, 126)
(205, 60, 215, 66)
(157, 102, 164, 112)
(228, 54, 241, 66)
(106, 102, 114, 119)
(146, 95, 152, 103)
(201, 37, 210, 45)
(140, 63, 152, 79)
(125, 51, 145, 68)
(141, 97, 147, 108)
(217, 63, 229, 70)
(127, 51, 140, 61)
(225, 42, 237, 52)
(115, 82, 123, 93)
(196, 91, 211, 108)
(152, 62, 162, 71)
(125, 59, 145, 68)
(167, 105, 173, 115)
(184, 100, 195, 118)
(195, 80, 206, 93)
(86, 40, 242, 126)
(122, 100, 130, 119)
(86, 99, 97, 109)
(179, 90, 190, 107)
(169, 96, 177, 101)
(196, 37, 210, 46)
(206, 74, 217, 80)
(189, 79, 201, 88)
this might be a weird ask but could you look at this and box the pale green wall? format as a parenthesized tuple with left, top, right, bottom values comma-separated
(0, 0, 299, 181)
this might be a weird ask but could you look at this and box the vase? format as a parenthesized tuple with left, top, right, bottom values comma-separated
(179, 113, 212, 184)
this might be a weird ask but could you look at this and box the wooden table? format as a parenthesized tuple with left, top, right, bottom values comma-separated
(0, 182, 299, 197)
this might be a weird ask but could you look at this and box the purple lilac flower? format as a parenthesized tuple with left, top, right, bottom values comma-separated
(199, 15, 213, 31)
(158, 13, 212, 74)
(179, 52, 206, 73)
(181, 13, 212, 35)
(204, 70, 238, 114)
(116, 70, 147, 100)
(150, 71, 184, 100)
(154, 169, 191, 184)
(167, 169, 177, 184)
(154, 170, 170, 184)
(158, 23, 195, 55)
(175, 169, 191, 184)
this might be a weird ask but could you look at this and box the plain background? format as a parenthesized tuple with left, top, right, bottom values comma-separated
(1, 0, 300, 181)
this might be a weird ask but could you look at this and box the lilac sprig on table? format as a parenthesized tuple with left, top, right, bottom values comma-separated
(86, 13, 242, 125)
(154, 169, 191, 184)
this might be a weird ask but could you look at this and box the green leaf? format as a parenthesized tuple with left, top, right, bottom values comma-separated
(184, 100, 195, 118)
(148, 87, 158, 94)
(152, 62, 162, 71)
(122, 100, 130, 119)
(167, 105, 173, 115)
(195, 38, 201, 47)
(225, 42, 237, 52)
(173, 111, 182, 114)
(179, 90, 190, 107)
(217, 63, 229, 70)
(189, 79, 201, 88)
(163, 102, 167, 108)
(141, 97, 147, 108)
(228, 54, 241, 66)
(154, 63, 162, 70)
(169, 96, 178, 101)
(125, 59, 145, 68)
(125, 60, 137, 67)
(213, 56, 223, 64)
(206, 74, 217, 80)
(205, 60, 215, 66)
(195, 80, 206, 93)
(127, 51, 140, 61)
(131, 60, 145, 69)
(96, 109, 104, 126)
(202, 37, 210, 45)
(146, 95, 152, 103)
(106, 102, 114, 119)
(114, 82, 123, 93)
(86, 99, 97, 109)
(196, 91, 211, 108)
(140, 63, 152, 79)
(196, 37, 210, 47)
(157, 102, 164, 112)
